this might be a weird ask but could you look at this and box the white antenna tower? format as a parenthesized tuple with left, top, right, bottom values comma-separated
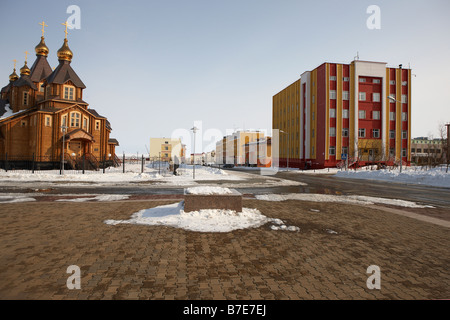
(354, 51, 359, 60)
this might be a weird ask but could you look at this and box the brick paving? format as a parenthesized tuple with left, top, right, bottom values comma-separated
(0, 199, 449, 300)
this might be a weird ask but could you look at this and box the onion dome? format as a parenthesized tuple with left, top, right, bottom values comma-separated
(57, 38, 73, 62)
(9, 69, 19, 82)
(20, 62, 30, 76)
(35, 36, 49, 57)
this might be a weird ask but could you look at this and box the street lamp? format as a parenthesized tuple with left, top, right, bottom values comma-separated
(388, 93, 403, 173)
(280, 130, 289, 171)
(191, 126, 198, 179)
(60, 125, 68, 175)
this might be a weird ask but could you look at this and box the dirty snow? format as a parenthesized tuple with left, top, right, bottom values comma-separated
(104, 201, 300, 233)
(255, 193, 433, 208)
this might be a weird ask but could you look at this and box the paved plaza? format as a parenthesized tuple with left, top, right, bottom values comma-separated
(0, 197, 449, 300)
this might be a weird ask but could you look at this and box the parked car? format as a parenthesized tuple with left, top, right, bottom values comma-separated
(223, 164, 234, 168)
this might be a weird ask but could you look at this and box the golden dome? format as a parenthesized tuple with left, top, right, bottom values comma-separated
(35, 36, 49, 57)
(9, 69, 19, 82)
(20, 62, 30, 76)
(57, 38, 73, 62)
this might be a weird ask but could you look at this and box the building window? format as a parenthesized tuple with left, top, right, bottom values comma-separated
(342, 128, 349, 137)
(390, 80, 396, 85)
(402, 112, 407, 121)
(330, 76, 337, 81)
(343, 91, 349, 100)
(83, 117, 89, 130)
(330, 90, 336, 100)
(359, 78, 366, 83)
(45, 116, 52, 127)
(390, 112, 395, 121)
(411, 148, 416, 153)
(343, 77, 350, 82)
(329, 146, 336, 156)
(372, 129, 380, 138)
(95, 120, 100, 130)
(61, 114, 68, 127)
(358, 128, 366, 138)
(70, 112, 81, 127)
(64, 86, 75, 100)
(23, 92, 29, 106)
(416, 148, 422, 153)
(402, 148, 407, 158)
(402, 81, 408, 86)
(312, 129, 315, 138)
(373, 93, 380, 102)
(373, 111, 380, 120)
(359, 110, 366, 119)
(39, 83, 45, 92)
(401, 95, 408, 104)
(330, 127, 336, 137)
(343, 109, 349, 119)
(373, 79, 381, 84)
(21, 120, 27, 127)
(402, 131, 407, 139)
(329, 108, 336, 118)
(389, 148, 395, 157)
(359, 92, 366, 101)
(342, 147, 348, 156)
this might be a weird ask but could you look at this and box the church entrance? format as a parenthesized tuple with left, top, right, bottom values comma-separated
(68, 141, 82, 157)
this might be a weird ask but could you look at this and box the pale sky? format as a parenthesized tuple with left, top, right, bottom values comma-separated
(1, 0, 449, 155)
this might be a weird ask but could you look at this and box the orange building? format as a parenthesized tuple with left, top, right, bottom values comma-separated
(0, 23, 119, 170)
(273, 60, 412, 169)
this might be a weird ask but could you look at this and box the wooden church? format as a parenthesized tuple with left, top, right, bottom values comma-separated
(0, 22, 119, 170)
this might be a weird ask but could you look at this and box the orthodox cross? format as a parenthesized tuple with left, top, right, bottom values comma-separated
(39, 21, 48, 37)
(24, 51, 29, 63)
(13, 59, 17, 69)
(61, 21, 70, 39)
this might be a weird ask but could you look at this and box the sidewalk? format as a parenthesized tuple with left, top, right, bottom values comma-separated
(0, 199, 448, 300)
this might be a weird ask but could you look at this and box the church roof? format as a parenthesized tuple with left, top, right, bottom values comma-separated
(12, 75, 38, 90)
(29, 55, 52, 83)
(45, 60, 86, 89)
(1, 83, 12, 94)
(0, 99, 8, 117)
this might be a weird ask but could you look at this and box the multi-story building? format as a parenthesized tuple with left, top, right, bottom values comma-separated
(244, 137, 272, 167)
(411, 137, 446, 165)
(273, 60, 412, 169)
(215, 130, 265, 166)
(149, 138, 184, 163)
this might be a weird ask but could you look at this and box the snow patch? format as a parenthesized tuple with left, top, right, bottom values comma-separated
(255, 193, 432, 208)
(185, 186, 233, 195)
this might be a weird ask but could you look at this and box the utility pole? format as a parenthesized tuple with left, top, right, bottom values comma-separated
(191, 126, 198, 179)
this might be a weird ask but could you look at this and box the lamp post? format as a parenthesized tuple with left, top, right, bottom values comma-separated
(191, 126, 198, 179)
(60, 125, 68, 175)
(388, 93, 403, 173)
(280, 130, 289, 171)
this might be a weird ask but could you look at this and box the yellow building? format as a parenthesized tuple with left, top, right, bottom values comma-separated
(149, 138, 184, 163)
(215, 130, 265, 166)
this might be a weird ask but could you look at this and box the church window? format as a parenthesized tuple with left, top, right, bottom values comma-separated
(39, 83, 45, 92)
(64, 85, 75, 100)
(70, 112, 81, 127)
(83, 117, 89, 131)
(95, 120, 100, 130)
(45, 116, 52, 127)
(23, 92, 29, 106)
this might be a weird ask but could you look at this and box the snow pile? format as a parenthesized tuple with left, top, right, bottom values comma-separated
(56, 194, 130, 202)
(0, 194, 36, 203)
(185, 186, 233, 195)
(104, 201, 300, 233)
(335, 167, 450, 188)
(255, 193, 433, 208)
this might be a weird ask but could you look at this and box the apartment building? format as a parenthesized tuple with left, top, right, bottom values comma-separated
(273, 60, 412, 169)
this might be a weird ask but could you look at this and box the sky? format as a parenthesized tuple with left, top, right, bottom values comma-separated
(1, 0, 449, 155)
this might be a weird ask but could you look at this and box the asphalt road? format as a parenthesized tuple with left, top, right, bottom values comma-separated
(1, 167, 448, 209)
(227, 168, 450, 209)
